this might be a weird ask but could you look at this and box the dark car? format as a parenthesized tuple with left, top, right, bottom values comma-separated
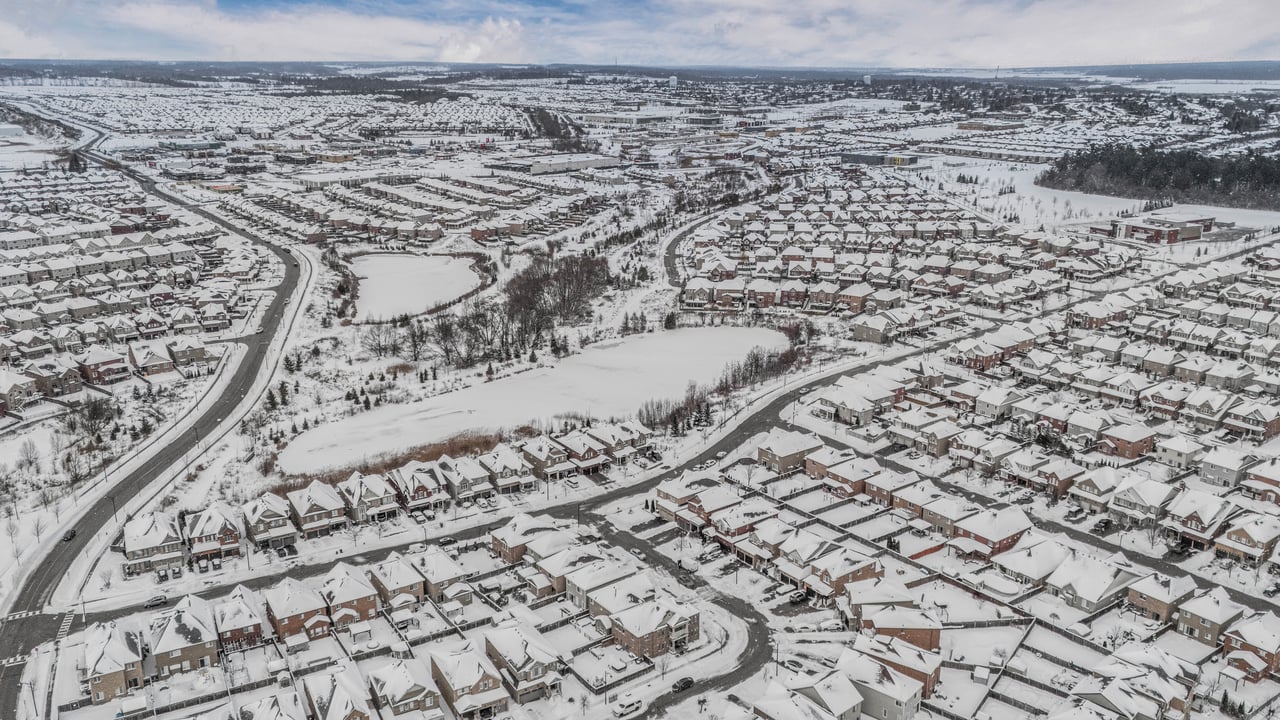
(439, 536, 457, 547)
(1092, 518, 1113, 532)
(677, 574, 697, 588)
(62, 529, 77, 542)
(671, 677, 694, 693)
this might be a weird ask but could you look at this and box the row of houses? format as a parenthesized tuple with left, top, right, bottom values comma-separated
(87, 510, 703, 717)
(123, 423, 655, 574)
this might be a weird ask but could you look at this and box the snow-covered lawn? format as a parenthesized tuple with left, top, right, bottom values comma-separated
(279, 326, 787, 473)
(351, 253, 481, 321)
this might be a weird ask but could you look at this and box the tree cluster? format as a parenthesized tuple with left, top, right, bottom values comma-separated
(360, 251, 612, 368)
(1037, 144, 1280, 211)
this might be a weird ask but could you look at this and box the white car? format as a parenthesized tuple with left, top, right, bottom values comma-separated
(612, 694, 644, 718)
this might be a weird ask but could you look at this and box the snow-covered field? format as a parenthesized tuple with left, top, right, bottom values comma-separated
(279, 326, 788, 473)
(918, 158, 1280, 231)
(0, 127, 66, 171)
(351, 253, 481, 321)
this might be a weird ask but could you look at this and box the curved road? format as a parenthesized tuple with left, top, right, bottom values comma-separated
(0, 123, 303, 716)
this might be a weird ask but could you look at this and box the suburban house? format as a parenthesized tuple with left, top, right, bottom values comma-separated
(337, 471, 401, 524)
(1127, 573, 1199, 623)
(320, 562, 381, 629)
(1177, 587, 1247, 646)
(950, 507, 1032, 558)
(241, 492, 298, 550)
(264, 577, 331, 641)
(148, 596, 220, 679)
(81, 621, 144, 704)
(428, 640, 510, 720)
(123, 510, 185, 577)
(183, 502, 242, 563)
(302, 670, 372, 720)
(213, 586, 265, 652)
(609, 599, 701, 658)
(287, 480, 347, 539)
(757, 428, 825, 473)
(367, 658, 443, 717)
(483, 618, 563, 703)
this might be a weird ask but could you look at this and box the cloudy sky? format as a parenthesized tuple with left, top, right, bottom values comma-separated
(1, 0, 1277, 68)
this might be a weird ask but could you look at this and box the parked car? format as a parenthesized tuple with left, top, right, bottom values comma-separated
(788, 590, 808, 604)
(671, 677, 695, 693)
(1265, 583, 1280, 598)
(439, 536, 457, 547)
(612, 694, 644, 718)
(143, 595, 168, 609)
(1092, 518, 1114, 533)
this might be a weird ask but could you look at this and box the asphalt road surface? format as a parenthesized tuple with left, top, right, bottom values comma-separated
(0, 138, 303, 716)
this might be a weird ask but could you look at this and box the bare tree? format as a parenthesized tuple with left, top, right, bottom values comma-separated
(360, 324, 400, 357)
(403, 321, 432, 362)
(4, 518, 19, 559)
(77, 396, 114, 436)
(32, 513, 45, 542)
(18, 439, 40, 472)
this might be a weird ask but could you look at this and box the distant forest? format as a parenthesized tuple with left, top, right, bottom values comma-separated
(1035, 144, 1280, 211)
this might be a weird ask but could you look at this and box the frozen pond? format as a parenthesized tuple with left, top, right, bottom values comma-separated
(279, 326, 789, 473)
(351, 253, 481, 321)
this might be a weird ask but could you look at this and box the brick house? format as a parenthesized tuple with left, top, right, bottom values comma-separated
(264, 577, 331, 640)
(861, 606, 942, 652)
(1127, 573, 1199, 623)
(1215, 513, 1280, 566)
(81, 621, 144, 704)
(951, 507, 1032, 558)
(610, 599, 700, 658)
(850, 632, 942, 698)
(183, 502, 242, 563)
(148, 595, 220, 679)
(757, 429, 824, 473)
(1177, 588, 1246, 646)
(320, 562, 381, 629)
(388, 461, 450, 512)
(287, 480, 347, 539)
(241, 492, 298, 550)
(368, 553, 426, 609)
(428, 640, 510, 720)
(337, 471, 401, 524)
(213, 586, 265, 652)
(1223, 612, 1280, 682)
(484, 619, 563, 703)
(1098, 424, 1157, 461)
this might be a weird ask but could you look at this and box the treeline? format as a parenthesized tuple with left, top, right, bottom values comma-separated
(1036, 144, 1280, 211)
(361, 252, 611, 368)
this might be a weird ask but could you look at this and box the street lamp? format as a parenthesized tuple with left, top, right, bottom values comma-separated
(107, 494, 119, 525)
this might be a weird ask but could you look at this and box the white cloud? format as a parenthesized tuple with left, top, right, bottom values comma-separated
(0, 0, 1275, 68)
(0, 19, 63, 58)
(100, 1, 533, 62)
